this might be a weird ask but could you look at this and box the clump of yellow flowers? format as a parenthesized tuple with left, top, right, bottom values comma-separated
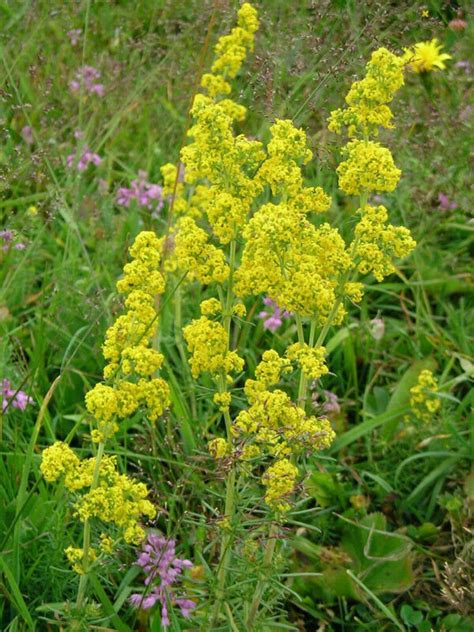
(39, 3, 447, 623)
(40, 231, 169, 601)
(171, 5, 417, 522)
(409, 369, 441, 422)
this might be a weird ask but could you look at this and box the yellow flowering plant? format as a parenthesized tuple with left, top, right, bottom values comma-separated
(160, 5, 417, 627)
(37, 4, 448, 629)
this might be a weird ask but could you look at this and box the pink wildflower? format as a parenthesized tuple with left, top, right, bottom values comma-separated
(67, 146, 102, 172)
(69, 66, 104, 97)
(438, 193, 457, 211)
(258, 297, 291, 333)
(67, 29, 82, 46)
(2, 379, 33, 413)
(116, 171, 164, 215)
(21, 125, 34, 145)
(130, 535, 196, 628)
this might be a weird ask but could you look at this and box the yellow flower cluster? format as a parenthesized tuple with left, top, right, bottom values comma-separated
(85, 231, 169, 442)
(286, 343, 329, 380)
(174, 216, 230, 284)
(262, 458, 299, 512)
(329, 46, 407, 199)
(409, 369, 440, 422)
(235, 203, 352, 321)
(337, 139, 401, 196)
(201, 2, 258, 98)
(328, 48, 405, 137)
(403, 39, 451, 73)
(213, 391, 232, 412)
(183, 316, 244, 379)
(41, 442, 156, 546)
(254, 119, 331, 216)
(180, 94, 264, 242)
(221, 350, 334, 510)
(200, 297, 222, 316)
(242, 353, 331, 442)
(352, 205, 416, 281)
(208, 437, 231, 459)
(65, 546, 97, 575)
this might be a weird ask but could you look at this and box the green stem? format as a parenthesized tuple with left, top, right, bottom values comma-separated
(211, 419, 236, 626)
(224, 238, 236, 337)
(75, 441, 105, 610)
(211, 237, 238, 625)
(246, 523, 279, 629)
(295, 314, 307, 407)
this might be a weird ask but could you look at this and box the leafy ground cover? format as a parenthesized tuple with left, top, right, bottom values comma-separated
(1, 1, 473, 630)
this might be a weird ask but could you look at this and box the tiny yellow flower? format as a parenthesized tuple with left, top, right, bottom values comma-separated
(27, 205, 38, 216)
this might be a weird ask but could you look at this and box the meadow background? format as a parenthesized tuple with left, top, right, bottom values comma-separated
(0, 0, 473, 630)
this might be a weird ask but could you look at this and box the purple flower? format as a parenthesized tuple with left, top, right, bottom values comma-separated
(67, 29, 82, 46)
(2, 379, 33, 413)
(258, 297, 291, 333)
(0, 229, 13, 244)
(438, 193, 457, 211)
(21, 125, 34, 145)
(116, 171, 164, 216)
(67, 146, 102, 172)
(69, 65, 104, 97)
(129, 535, 196, 628)
(1, 229, 26, 252)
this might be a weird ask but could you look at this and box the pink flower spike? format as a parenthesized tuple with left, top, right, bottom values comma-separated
(438, 192, 457, 211)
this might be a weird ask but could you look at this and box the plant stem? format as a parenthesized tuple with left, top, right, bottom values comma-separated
(211, 236, 238, 625)
(295, 314, 307, 407)
(211, 437, 236, 626)
(75, 441, 105, 610)
(246, 523, 279, 629)
(224, 238, 236, 337)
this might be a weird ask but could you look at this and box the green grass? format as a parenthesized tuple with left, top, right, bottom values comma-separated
(1, 0, 473, 630)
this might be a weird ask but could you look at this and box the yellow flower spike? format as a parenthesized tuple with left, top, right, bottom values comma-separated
(65, 546, 97, 575)
(286, 343, 329, 380)
(183, 316, 244, 379)
(174, 216, 230, 284)
(262, 459, 299, 512)
(352, 205, 416, 281)
(213, 392, 232, 412)
(409, 369, 441, 422)
(337, 140, 401, 195)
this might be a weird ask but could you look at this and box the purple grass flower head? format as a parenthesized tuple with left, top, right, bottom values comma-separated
(67, 146, 102, 172)
(1, 229, 27, 252)
(69, 65, 104, 97)
(21, 125, 34, 145)
(67, 29, 82, 46)
(438, 192, 457, 211)
(116, 171, 164, 216)
(258, 297, 291, 333)
(129, 535, 196, 628)
(0, 229, 14, 244)
(2, 379, 33, 413)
